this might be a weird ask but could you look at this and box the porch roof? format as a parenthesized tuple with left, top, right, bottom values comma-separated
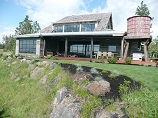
(15, 30, 125, 38)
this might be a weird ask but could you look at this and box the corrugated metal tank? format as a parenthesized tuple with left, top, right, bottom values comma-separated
(127, 16, 151, 36)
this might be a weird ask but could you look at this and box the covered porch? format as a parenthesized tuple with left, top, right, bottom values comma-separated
(40, 31, 125, 59)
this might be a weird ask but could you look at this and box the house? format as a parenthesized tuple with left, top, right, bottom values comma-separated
(15, 13, 152, 61)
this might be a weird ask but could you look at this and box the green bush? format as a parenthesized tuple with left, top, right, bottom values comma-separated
(17, 54, 21, 57)
(52, 56, 58, 60)
(125, 57, 131, 65)
(47, 55, 51, 59)
(98, 56, 104, 63)
(10, 53, 13, 58)
(107, 57, 117, 64)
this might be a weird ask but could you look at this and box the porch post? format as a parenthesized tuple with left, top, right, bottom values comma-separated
(120, 37, 124, 59)
(144, 39, 150, 62)
(43, 39, 45, 56)
(65, 38, 68, 57)
(90, 38, 93, 59)
(123, 41, 129, 60)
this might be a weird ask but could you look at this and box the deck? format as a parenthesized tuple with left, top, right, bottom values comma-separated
(56, 57, 158, 67)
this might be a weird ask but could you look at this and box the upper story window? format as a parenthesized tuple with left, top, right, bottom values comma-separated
(64, 24, 80, 32)
(54, 25, 63, 32)
(81, 23, 95, 32)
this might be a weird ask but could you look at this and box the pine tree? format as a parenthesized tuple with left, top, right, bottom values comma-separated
(135, 1, 150, 16)
(15, 15, 41, 35)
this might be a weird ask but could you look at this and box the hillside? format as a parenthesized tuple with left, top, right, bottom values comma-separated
(0, 56, 158, 118)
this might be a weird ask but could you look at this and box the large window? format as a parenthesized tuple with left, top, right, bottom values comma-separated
(81, 23, 95, 32)
(64, 24, 80, 32)
(19, 39, 36, 54)
(54, 25, 63, 32)
(108, 46, 116, 52)
(70, 44, 100, 57)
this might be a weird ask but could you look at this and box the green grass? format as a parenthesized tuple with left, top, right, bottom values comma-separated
(0, 59, 53, 117)
(2, 57, 158, 117)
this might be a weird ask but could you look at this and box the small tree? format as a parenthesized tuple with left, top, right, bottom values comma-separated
(148, 39, 158, 58)
(135, 1, 150, 16)
(3, 35, 16, 52)
(15, 15, 41, 35)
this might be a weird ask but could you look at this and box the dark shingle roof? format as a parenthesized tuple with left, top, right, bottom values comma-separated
(41, 13, 112, 33)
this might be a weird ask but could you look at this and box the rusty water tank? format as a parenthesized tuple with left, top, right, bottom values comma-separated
(127, 16, 151, 36)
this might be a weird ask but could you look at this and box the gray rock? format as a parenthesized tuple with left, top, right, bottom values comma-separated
(20, 58, 26, 62)
(87, 80, 110, 96)
(26, 60, 32, 64)
(11, 73, 17, 79)
(40, 75, 47, 84)
(12, 61, 17, 65)
(30, 67, 44, 79)
(50, 87, 81, 118)
(95, 110, 125, 118)
(53, 87, 68, 105)
(70, 72, 94, 83)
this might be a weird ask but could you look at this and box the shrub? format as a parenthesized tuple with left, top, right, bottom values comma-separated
(125, 57, 131, 65)
(107, 57, 117, 64)
(98, 56, 104, 63)
(10, 53, 13, 58)
(119, 80, 131, 95)
(47, 55, 51, 59)
(109, 74, 116, 80)
(52, 56, 58, 60)
(17, 54, 21, 57)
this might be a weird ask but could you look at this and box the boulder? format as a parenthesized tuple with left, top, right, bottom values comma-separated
(50, 87, 81, 118)
(86, 80, 110, 96)
(70, 72, 94, 83)
(95, 108, 128, 118)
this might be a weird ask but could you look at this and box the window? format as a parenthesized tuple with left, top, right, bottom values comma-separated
(81, 23, 95, 32)
(54, 25, 63, 32)
(19, 39, 36, 54)
(64, 24, 80, 32)
(108, 46, 116, 52)
(70, 44, 100, 57)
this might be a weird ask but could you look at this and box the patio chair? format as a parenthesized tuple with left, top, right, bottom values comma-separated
(107, 52, 114, 58)
(97, 51, 102, 59)
(103, 52, 107, 59)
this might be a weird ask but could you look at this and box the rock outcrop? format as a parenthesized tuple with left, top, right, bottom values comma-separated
(30, 67, 44, 79)
(50, 87, 81, 118)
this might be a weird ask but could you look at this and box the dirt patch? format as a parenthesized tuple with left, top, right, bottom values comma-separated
(60, 63, 141, 99)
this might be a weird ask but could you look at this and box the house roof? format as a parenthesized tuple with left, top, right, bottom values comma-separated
(15, 30, 125, 38)
(41, 13, 112, 33)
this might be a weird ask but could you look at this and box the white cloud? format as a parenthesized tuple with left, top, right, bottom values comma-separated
(15, 0, 85, 28)
(0, 26, 15, 43)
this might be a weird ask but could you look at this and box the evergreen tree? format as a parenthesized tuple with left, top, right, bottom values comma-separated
(15, 15, 41, 35)
(3, 35, 16, 52)
(135, 1, 150, 16)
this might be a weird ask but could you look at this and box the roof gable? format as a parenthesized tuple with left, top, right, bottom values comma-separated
(41, 13, 112, 33)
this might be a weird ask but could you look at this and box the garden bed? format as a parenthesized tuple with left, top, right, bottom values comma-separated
(60, 63, 141, 99)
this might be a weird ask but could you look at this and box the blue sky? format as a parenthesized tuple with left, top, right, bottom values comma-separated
(0, 0, 157, 43)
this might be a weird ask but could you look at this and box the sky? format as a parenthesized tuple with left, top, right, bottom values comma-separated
(0, 0, 158, 43)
